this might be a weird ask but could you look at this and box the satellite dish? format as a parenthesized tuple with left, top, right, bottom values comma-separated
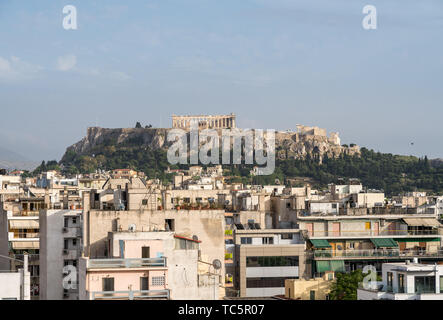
(212, 259, 222, 270)
(128, 224, 136, 232)
(192, 235, 199, 242)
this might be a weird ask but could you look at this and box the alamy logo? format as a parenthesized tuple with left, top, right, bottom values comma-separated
(63, 5, 77, 30)
(362, 5, 377, 30)
(362, 265, 378, 290)
(63, 265, 77, 290)
(167, 120, 275, 175)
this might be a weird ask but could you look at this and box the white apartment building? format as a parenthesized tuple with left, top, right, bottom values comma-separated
(358, 259, 443, 300)
(39, 209, 83, 300)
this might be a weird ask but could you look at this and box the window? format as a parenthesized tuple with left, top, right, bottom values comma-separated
(72, 239, 77, 247)
(415, 276, 435, 294)
(387, 272, 393, 292)
(262, 237, 274, 245)
(310, 290, 316, 300)
(142, 200, 148, 206)
(64, 217, 69, 228)
(241, 237, 252, 245)
(281, 233, 294, 240)
(246, 277, 297, 288)
(152, 276, 165, 286)
(246, 256, 299, 267)
(332, 204, 337, 209)
(349, 242, 355, 249)
(64, 239, 68, 250)
(286, 202, 291, 209)
(72, 217, 77, 225)
(140, 277, 149, 291)
(398, 274, 405, 293)
(440, 276, 443, 293)
(102, 278, 114, 292)
(165, 219, 175, 231)
(142, 247, 150, 259)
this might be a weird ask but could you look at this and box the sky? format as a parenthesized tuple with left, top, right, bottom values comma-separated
(0, 0, 442, 161)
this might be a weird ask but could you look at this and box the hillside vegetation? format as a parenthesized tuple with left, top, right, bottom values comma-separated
(28, 139, 442, 195)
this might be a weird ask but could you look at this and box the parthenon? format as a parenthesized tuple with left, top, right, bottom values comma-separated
(172, 113, 236, 130)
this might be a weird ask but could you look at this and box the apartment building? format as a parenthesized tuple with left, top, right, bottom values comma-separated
(298, 213, 443, 275)
(357, 260, 443, 300)
(39, 209, 83, 300)
(0, 254, 31, 300)
(0, 194, 42, 299)
(233, 229, 308, 298)
(79, 231, 220, 300)
(285, 271, 335, 300)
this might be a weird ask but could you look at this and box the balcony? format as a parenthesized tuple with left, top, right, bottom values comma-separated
(90, 289, 170, 300)
(87, 257, 167, 269)
(306, 229, 439, 238)
(312, 249, 443, 260)
(8, 232, 39, 241)
(62, 227, 82, 238)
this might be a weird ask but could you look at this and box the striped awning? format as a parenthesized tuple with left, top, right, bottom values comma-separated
(8, 220, 39, 229)
(310, 239, 332, 248)
(371, 238, 398, 248)
(316, 260, 345, 273)
(396, 238, 441, 242)
(11, 241, 39, 249)
(403, 218, 441, 228)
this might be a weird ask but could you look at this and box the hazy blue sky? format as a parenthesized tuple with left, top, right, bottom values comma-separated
(0, 0, 442, 161)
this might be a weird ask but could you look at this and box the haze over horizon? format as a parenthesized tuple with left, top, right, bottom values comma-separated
(1, 0, 442, 162)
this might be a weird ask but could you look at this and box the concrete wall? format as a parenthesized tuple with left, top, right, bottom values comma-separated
(84, 209, 226, 296)
(285, 275, 334, 300)
(39, 209, 82, 300)
(0, 272, 21, 300)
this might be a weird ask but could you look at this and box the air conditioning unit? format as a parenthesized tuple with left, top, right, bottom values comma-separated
(63, 227, 68, 233)
(63, 249, 69, 255)
(63, 293, 69, 298)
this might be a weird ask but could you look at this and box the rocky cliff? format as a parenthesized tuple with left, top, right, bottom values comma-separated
(62, 126, 360, 163)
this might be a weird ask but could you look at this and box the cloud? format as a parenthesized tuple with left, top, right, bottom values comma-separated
(109, 71, 131, 81)
(0, 56, 42, 82)
(56, 54, 77, 71)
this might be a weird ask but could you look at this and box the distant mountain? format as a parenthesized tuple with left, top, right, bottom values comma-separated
(0, 146, 39, 171)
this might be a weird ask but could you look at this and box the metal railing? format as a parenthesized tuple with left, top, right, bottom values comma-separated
(306, 229, 439, 237)
(312, 249, 443, 259)
(10, 233, 40, 239)
(91, 289, 170, 300)
(87, 257, 167, 269)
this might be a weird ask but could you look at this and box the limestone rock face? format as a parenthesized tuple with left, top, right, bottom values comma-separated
(62, 127, 360, 162)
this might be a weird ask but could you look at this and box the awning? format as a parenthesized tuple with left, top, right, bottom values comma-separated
(403, 218, 441, 228)
(316, 260, 345, 273)
(310, 239, 332, 248)
(11, 241, 39, 249)
(370, 238, 398, 248)
(396, 238, 441, 242)
(8, 220, 39, 229)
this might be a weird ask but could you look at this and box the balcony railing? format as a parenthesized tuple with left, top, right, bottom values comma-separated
(91, 289, 170, 300)
(87, 257, 167, 269)
(10, 233, 40, 239)
(312, 249, 443, 259)
(306, 229, 439, 237)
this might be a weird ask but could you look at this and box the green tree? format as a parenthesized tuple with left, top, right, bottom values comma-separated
(329, 269, 380, 300)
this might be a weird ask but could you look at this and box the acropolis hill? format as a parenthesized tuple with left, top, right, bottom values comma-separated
(61, 114, 360, 163)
